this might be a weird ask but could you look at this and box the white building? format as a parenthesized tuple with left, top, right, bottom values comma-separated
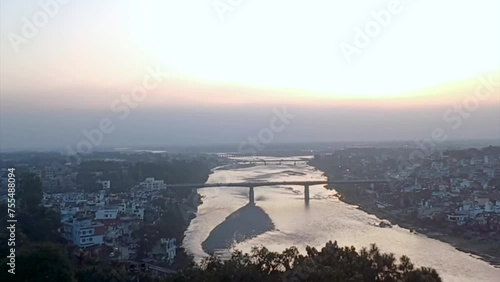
(45, 167, 54, 179)
(30, 168, 42, 178)
(62, 218, 105, 248)
(494, 166, 500, 178)
(97, 180, 111, 190)
(140, 178, 166, 190)
(95, 207, 119, 220)
(447, 213, 468, 225)
(161, 238, 177, 265)
(130, 203, 145, 220)
(118, 202, 127, 213)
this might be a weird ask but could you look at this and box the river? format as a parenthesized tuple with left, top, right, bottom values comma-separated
(183, 156, 500, 282)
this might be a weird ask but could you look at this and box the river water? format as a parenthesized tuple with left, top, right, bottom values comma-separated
(183, 156, 500, 282)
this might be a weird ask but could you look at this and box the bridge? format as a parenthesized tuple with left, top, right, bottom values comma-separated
(234, 159, 309, 165)
(166, 180, 388, 204)
(215, 153, 310, 165)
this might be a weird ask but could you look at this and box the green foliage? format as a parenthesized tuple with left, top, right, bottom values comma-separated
(0, 173, 63, 253)
(129, 161, 199, 183)
(0, 243, 75, 282)
(169, 241, 442, 282)
(156, 204, 187, 239)
(129, 160, 211, 197)
(14, 173, 64, 246)
(76, 171, 101, 192)
(17, 206, 63, 244)
(75, 262, 166, 282)
(132, 225, 161, 259)
(18, 173, 43, 210)
(78, 160, 122, 172)
(75, 265, 128, 282)
(75, 159, 212, 194)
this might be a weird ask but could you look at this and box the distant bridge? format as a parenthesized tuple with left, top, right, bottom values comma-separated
(236, 159, 309, 165)
(215, 154, 309, 165)
(216, 153, 242, 158)
(166, 180, 388, 204)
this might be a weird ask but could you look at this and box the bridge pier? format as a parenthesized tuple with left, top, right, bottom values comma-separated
(249, 186, 255, 205)
(304, 185, 310, 203)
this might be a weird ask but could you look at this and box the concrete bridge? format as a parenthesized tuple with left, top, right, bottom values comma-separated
(235, 159, 309, 165)
(216, 153, 242, 158)
(215, 153, 309, 165)
(166, 179, 388, 204)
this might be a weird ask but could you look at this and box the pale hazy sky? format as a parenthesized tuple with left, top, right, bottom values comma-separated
(0, 0, 499, 150)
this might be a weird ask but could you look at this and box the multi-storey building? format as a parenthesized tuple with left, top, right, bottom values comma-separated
(44, 166, 54, 179)
(30, 168, 42, 178)
(140, 177, 166, 190)
(95, 207, 119, 220)
(96, 180, 111, 190)
(62, 217, 105, 248)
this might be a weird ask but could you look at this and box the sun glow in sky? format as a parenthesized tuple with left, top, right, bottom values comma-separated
(126, 0, 499, 101)
(129, 0, 500, 98)
(1, 0, 499, 103)
(0, 0, 499, 149)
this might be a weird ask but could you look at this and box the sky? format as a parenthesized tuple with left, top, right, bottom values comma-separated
(0, 0, 499, 151)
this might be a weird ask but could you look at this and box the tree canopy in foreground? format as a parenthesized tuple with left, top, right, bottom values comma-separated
(169, 241, 441, 282)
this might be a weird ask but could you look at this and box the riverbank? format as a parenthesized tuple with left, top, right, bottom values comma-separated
(171, 170, 215, 269)
(165, 190, 202, 269)
(330, 183, 500, 268)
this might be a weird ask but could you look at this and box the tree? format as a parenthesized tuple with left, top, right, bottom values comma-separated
(17, 206, 63, 244)
(18, 173, 43, 210)
(75, 265, 128, 282)
(13, 173, 64, 245)
(169, 241, 442, 282)
(0, 243, 75, 282)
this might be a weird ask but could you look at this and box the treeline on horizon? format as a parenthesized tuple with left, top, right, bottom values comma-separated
(77, 159, 212, 197)
(0, 151, 215, 196)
